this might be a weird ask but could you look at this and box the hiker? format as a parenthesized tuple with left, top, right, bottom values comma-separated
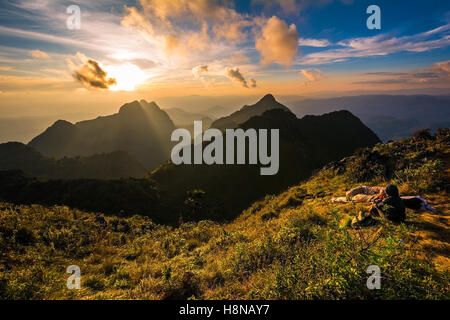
(370, 184, 406, 223)
(351, 184, 405, 229)
(332, 185, 436, 213)
(331, 185, 385, 203)
(401, 196, 436, 212)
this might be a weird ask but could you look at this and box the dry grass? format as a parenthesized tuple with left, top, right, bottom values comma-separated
(0, 133, 449, 300)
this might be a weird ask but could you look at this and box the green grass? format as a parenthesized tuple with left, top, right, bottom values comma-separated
(0, 130, 449, 299)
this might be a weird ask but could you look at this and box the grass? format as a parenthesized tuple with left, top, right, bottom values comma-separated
(0, 130, 449, 299)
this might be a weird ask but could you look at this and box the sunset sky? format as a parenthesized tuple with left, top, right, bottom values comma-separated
(0, 0, 449, 117)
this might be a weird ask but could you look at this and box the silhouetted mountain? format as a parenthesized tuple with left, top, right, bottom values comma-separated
(165, 108, 214, 126)
(28, 100, 176, 170)
(202, 105, 230, 118)
(0, 95, 380, 224)
(210, 94, 291, 131)
(150, 97, 380, 221)
(290, 95, 450, 141)
(165, 108, 214, 134)
(0, 142, 147, 179)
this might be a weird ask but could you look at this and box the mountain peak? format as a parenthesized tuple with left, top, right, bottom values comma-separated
(259, 94, 276, 104)
(53, 119, 74, 128)
(119, 101, 142, 114)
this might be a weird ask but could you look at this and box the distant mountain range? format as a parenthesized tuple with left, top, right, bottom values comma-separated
(165, 108, 214, 126)
(0, 94, 382, 224)
(165, 108, 214, 136)
(150, 95, 380, 221)
(0, 142, 147, 179)
(28, 100, 175, 170)
(290, 95, 450, 141)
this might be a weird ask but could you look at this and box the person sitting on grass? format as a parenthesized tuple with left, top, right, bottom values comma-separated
(352, 184, 406, 229)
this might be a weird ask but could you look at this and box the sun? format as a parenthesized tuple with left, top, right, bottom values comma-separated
(105, 63, 147, 91)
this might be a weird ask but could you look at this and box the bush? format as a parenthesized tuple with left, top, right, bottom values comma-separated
(394, 159, 444, 193)
(14, 227, 35, 246)
(84, 276, 105, 291)
(345, 150, 387, 182)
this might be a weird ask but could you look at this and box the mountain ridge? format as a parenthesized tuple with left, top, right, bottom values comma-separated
(28, 100, 176, 170)
(150, 97, 380, 221)
(0, 142, 147, 179)
(210, 94, 291, 131)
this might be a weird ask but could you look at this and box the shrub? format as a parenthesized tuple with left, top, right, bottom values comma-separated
(413, 129, 433, 141)
(345, 150, 387, 183)
(84, 276, 105, 291)
(394, 159, 444, 193)
(14, 227, 35, 246)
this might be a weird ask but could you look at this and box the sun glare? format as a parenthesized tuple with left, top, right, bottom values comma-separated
(105, 63, 147, 91)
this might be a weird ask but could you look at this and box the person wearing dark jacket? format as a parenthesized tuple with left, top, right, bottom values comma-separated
(352, 184, 406, 229)
(370, 184, 406, 223)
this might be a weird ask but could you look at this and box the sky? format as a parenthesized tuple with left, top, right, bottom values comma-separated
(0, 0, 449, 117)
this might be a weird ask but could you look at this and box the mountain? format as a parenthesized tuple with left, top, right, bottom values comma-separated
(28, 100, 176, 170)
(150, 96, 380, 221)
(202, 105, 231, 118)
(290, 95, 450, 141)
(165, 108, 214, 126)
(0, 142, 147, 179)
(1, 129, 447, 299)
(165, 108, 214, 135)
(210, 94, 291, 131)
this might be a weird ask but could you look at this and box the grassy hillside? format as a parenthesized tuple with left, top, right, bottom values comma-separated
(0, 129, 448, 299)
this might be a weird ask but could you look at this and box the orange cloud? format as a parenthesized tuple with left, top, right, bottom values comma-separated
(301, 69, 324, 82)
(192, 65, 209, 79)
(255, 16, 299, 66)
(28, 50, 50, 59)
(67, 53, 116, 89)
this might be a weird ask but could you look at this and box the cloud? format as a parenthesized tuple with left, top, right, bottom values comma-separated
(298, 24, 450, 65)
(353, 60, 450, 85)
(431, 60, 450, 79)
(0, 26, 106, 53)
(121, 0, 252, 59)
(252, 0, 354, 16)
(28, 49, 50, 59)
(300, 68, 324, 82)
(230, 52, 250, 64)
(255, 16, 299, 65)
(226, 67, 248, 88)
(298, 37, 331, 47)
(249, 78, 257, 88)
(129, 58, 157, 69)
(67, 53, 116, 89)
(192, 65, 209, 79)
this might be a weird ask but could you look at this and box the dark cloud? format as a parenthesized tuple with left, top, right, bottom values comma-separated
(192, 65, 209, 79)
(249, 78, 257, 88)
(72, 58, 116, 89)
(226, 67, 248, 88)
